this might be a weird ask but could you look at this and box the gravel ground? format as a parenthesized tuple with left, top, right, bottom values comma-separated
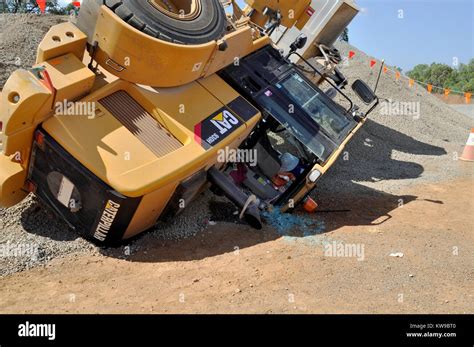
(449, 104, 474, 119)
(0, 14, 68, 88)
(0, 15, 472, 276)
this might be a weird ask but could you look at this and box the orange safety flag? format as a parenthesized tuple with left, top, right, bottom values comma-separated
(348, 51, 355, 59)
(409, 79, 415, 87)
(37, 0, 46, 13)
(444, 88, 451, 97)
(465, 92, 472, 104)
(427, 84, 433, 93)
(383, 66, 388, 74)
(72, 1, 81, 7)
(370, 59, 376, 68)
(395, 71, 401, 81)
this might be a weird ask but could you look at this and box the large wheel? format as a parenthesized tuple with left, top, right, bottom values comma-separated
(104, 0, 227, 44)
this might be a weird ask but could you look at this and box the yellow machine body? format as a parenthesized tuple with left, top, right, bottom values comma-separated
(42, 74, 259, 238)
(88, 6, 271, 87)
(0, 22, 96, 207)
(42, 75, 259, 198)
(244, 0, 313, 29)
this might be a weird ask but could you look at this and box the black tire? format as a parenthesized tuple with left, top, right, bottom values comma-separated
(104, 0, 227, 44)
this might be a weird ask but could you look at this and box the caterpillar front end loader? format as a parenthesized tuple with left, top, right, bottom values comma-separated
(0, 0, 378, 245)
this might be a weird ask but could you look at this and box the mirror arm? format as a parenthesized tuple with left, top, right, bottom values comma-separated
(364, 97, 379, 117)
(373, 60, 385, 94)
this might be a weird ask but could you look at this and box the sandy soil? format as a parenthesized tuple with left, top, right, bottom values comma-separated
(1, 172, 472, 314)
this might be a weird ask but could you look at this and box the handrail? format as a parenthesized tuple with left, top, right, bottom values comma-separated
(287, 51, 354, 112)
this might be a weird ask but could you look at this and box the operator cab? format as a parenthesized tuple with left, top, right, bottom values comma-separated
(218, 45, 375, 207)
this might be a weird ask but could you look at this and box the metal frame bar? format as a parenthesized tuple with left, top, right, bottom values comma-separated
(288, 51, 354, 112)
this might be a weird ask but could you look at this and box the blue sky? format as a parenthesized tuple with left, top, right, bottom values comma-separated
(348, 0, 474, 72)
(234, 0, 473, 72)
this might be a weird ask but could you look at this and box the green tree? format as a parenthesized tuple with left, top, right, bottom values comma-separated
(47, 1, 67, 14)
(407, 60, 474, 93)
(454, 60, 474, 92)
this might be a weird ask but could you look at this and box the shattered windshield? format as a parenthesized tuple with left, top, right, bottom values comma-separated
(255, 70, 357, 162)
(256, 90, 337, 162)
(275, 72, 355, 141)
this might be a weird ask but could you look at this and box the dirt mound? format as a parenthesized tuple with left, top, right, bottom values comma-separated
(311, 41, 473, 198)
(0, 14, 67, 88)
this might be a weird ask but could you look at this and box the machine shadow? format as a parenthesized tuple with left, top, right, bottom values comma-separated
(19, 198, 80, 242)
(104, 182, 420, 263)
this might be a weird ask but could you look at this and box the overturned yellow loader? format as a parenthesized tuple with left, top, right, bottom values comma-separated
(0, 0, 377, 245)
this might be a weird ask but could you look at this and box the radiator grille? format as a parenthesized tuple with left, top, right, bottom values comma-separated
(99, 90, 182, 158)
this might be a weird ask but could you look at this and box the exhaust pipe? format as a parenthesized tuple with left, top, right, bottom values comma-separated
(207, 167, 262, 229)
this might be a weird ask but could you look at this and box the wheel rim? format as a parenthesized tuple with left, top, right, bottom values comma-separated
(148, 0, 202, 21)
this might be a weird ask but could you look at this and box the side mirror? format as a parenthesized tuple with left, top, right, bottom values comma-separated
(290, 34, 308, 52)
(352, 79, 377, 104)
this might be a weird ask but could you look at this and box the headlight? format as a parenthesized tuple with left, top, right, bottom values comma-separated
(308, 170, 321, 183)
